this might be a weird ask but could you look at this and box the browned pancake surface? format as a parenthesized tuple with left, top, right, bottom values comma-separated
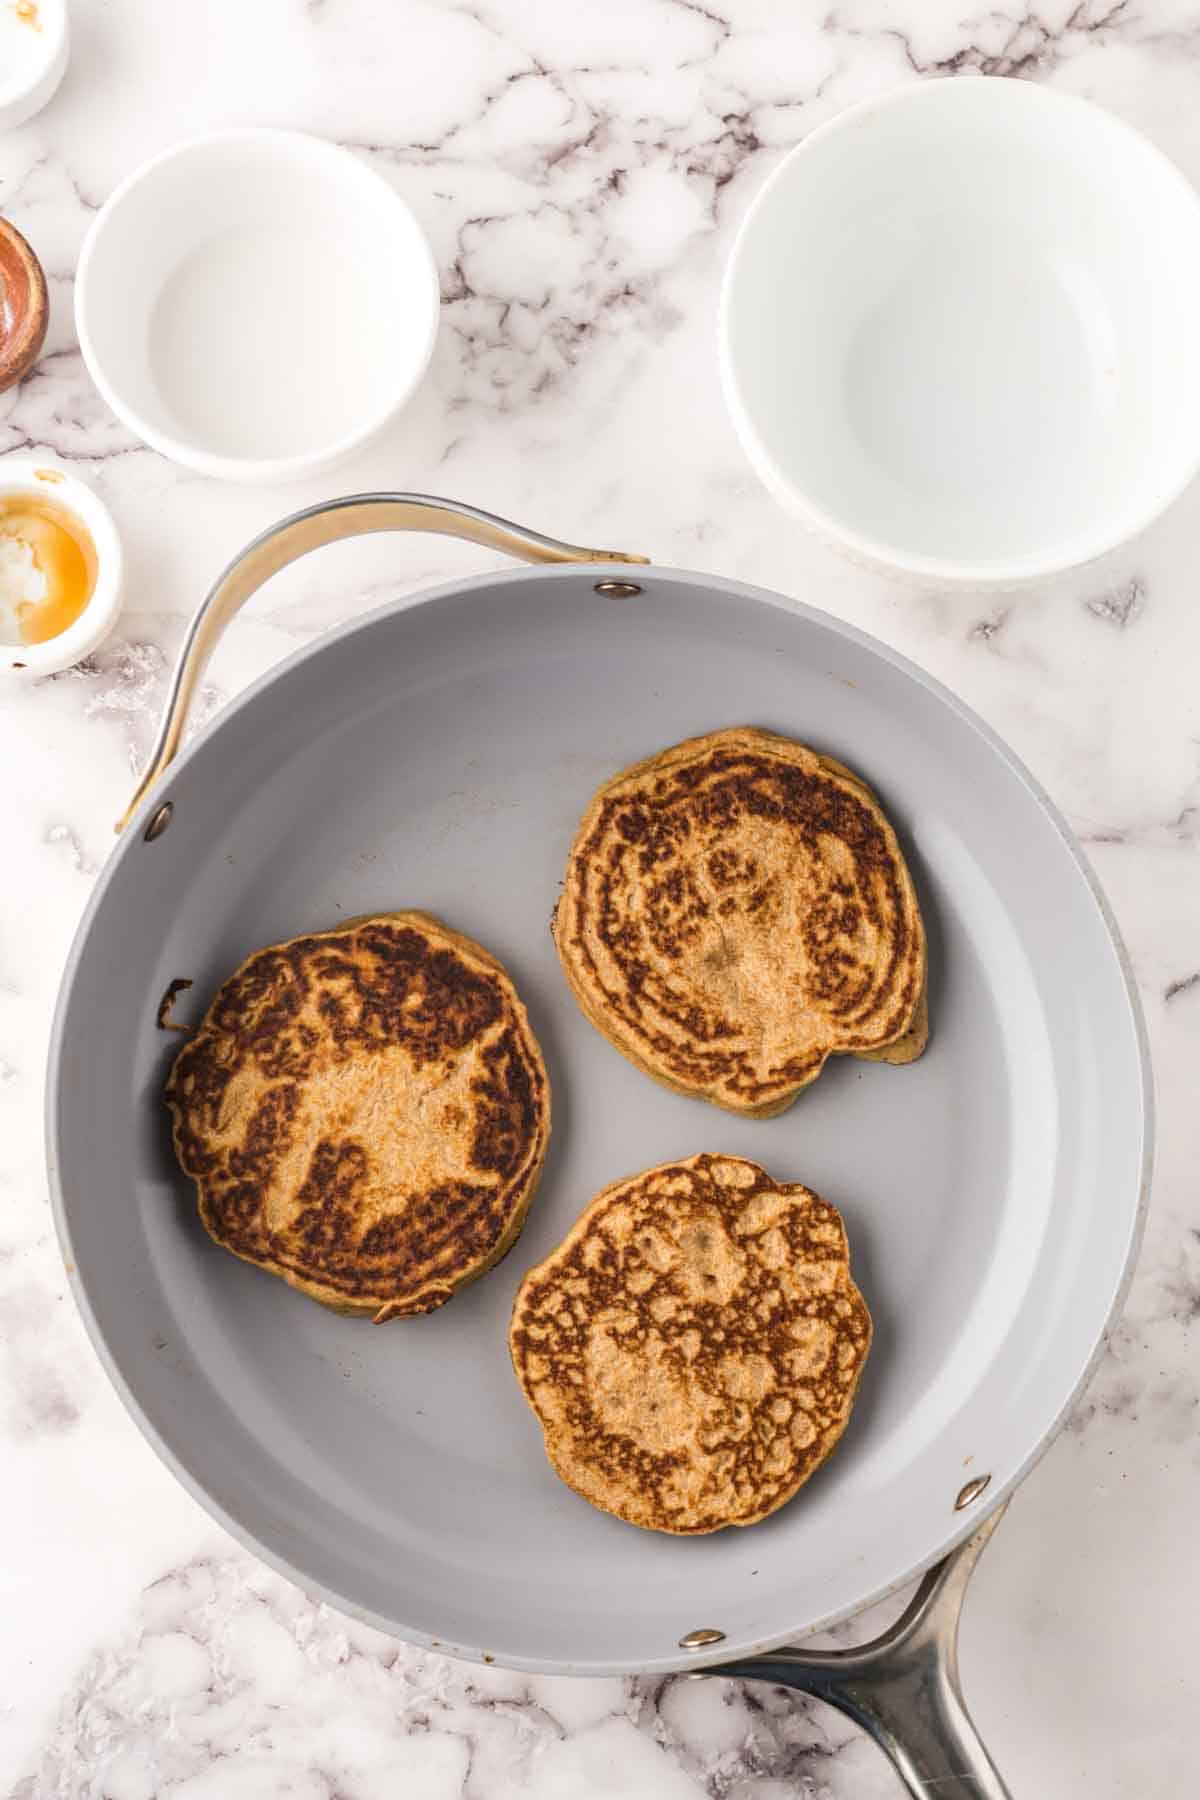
(166, 913, 550, 1321)
(510, 1153, 871, 1533)
(555, 727, 926, 1116)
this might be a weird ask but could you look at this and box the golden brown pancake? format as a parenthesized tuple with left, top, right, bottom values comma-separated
(165, 913, 550, 1322)
(510, 1153, 871, 1533)
(554, 727, 926, 1116)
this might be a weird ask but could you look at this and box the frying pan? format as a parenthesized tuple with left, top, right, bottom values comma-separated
(48, 496, 1151, 1798)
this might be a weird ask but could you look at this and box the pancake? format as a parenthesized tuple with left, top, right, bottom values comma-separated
(165, 912, 550, 1322)
(554, 726, 926, 1116)
(510, 1153, 871, 1533)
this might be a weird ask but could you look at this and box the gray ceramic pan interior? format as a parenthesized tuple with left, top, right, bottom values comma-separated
(48, 563, 1150, 1674)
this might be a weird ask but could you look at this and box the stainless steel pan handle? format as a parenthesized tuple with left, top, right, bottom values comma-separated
(704, 1505, 1011, 1798)
(117, 492, 648, 833)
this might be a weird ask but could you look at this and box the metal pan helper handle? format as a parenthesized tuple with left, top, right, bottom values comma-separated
(703, 1505, 1011, 1799)
(117, 492, 648, 833)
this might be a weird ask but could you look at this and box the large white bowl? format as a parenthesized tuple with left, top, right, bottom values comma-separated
(720, 78, 1200, 586)
(76, 130, 440, 485)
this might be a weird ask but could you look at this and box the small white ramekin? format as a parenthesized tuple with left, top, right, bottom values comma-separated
(0, 0, 69, 134)
(74, 129, 440, 485)
(0, 461, 123, 677)
(720, 78, 1200, 588)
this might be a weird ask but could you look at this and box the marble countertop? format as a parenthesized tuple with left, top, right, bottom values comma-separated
(3, 2, 1199, 1795)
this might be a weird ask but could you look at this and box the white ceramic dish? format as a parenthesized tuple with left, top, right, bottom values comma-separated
(75, 129, 440, 485)
(0, 461, 122, 678)
(0, 0, 69, 134)
(720, 78, 1200, 587)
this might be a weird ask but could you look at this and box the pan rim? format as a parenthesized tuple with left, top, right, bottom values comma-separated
(46, 558, 1153, 1674)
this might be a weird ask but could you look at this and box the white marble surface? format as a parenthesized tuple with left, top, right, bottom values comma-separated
(3, 2, 1199, 1795)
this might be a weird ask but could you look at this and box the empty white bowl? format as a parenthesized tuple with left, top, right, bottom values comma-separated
(720, 79, 1200, 586)
(75, 129, 440, 484)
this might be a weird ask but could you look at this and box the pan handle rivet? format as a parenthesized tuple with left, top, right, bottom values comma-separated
(143, 801, 174, 842)
(679, 1627, 726, 1650)
(955, 1473, 992, 1510)
(594, 579, 643, 599)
